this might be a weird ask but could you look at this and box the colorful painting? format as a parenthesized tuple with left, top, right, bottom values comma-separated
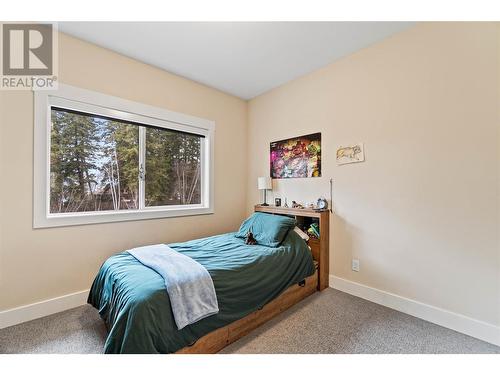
(270, 133, 321, 179)
(336, 143, 365, 165)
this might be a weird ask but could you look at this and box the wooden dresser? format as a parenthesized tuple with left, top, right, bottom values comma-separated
(254, 205, 330, 291)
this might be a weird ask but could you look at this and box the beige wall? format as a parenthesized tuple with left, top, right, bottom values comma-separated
(0, 32, 248, 310)
(247, 23, 500, 326)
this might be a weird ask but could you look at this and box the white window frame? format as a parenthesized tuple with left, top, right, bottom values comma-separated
(34, 84, 215, 228)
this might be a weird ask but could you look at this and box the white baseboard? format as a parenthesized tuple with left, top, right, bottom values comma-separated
(329, 275, 500, 347)
(0, 289, 90, 329)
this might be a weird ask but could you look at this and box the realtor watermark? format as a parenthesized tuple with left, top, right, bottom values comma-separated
(1, 22, 58, 90)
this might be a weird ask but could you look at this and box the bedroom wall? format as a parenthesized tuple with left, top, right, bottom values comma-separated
(246, 22, 500, 327)
(0, 32, 248, 311)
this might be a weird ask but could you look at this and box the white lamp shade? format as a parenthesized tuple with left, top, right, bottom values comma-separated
(257, 176, 272, 190)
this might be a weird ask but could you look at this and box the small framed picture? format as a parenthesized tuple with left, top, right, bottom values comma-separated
(275, 198, 282, 207)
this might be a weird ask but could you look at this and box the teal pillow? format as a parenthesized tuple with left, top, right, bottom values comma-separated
(236, 212, 295, 247)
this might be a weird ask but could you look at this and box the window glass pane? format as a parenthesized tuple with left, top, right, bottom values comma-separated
(145, 127, 202, 206)
(50, 108, 139, 213)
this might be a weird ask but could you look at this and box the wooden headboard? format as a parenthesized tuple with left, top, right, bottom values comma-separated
(254, 205, 330, 291)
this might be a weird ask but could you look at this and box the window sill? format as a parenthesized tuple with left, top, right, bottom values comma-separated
(33, 206, 214, 228)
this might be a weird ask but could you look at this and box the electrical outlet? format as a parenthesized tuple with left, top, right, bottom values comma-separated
(352, 259, 360, 272)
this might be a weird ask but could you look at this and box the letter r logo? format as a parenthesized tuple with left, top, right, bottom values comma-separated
(2, 24, 53, 75)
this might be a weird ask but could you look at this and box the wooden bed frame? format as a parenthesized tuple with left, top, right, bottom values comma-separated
(177, 205, 330, 354)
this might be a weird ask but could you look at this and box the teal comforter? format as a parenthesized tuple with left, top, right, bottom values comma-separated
(88, 230, 315, 354)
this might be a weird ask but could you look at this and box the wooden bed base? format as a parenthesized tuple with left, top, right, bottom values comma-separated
(177, 206, 329, 354)
(177, 269, 318, 354)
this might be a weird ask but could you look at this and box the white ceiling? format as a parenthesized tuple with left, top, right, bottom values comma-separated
(59, 22, 415, 100)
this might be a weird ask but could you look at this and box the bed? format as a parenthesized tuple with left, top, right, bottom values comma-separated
(88, 209, 328, 354)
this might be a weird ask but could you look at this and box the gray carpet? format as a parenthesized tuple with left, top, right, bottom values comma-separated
(1, 289, 498, 354)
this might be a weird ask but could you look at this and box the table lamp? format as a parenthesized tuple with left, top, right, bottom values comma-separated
(257, 176, 272, 206)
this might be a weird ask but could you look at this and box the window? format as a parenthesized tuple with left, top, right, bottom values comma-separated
(50, 108, 141, 213)
(34, 84, 214, 228)
(145, 127, 201, 207)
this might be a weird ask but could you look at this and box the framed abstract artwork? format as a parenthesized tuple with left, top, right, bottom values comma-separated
(270, 133, 321, 179)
